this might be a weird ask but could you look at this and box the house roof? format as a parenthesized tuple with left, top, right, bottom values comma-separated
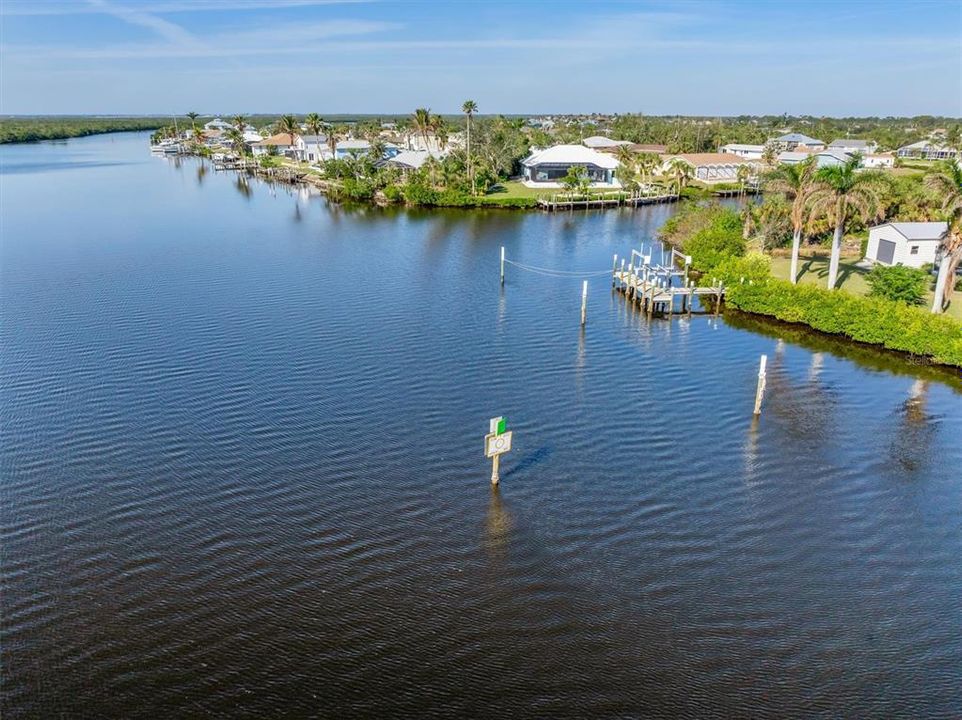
(829, 138, 873, 149)
(383, 149, 441, 170)
(630, 143, 668, 153)
(663, 153, 752, 166)
(337, 139, 371, 150)
(253, 133, 297, 146)
(875, 222, 949, 241)
(582, 135, 631, 149)
(898, 140, 955, 151)
(777, 151, 815, 163)
(776, 132, 825, 145)
(298, 134, 327, 143)
(720, 143, 766, 152)
(522, 144, 619, 169)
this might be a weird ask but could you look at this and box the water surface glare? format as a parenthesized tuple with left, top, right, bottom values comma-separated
(2, 133, 961, 718)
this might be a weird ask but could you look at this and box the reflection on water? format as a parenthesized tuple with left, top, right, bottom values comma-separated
(2, 132, 961, 719)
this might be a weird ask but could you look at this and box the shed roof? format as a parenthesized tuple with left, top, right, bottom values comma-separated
(875, 222, 949, 241)
(775, 132, 825, 145)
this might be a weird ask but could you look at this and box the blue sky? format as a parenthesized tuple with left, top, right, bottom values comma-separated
(2, 0, 960, 116)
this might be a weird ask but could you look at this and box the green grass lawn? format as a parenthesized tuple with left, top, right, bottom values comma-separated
(485, 181, 550, 199)
(770, 254, 962, 321)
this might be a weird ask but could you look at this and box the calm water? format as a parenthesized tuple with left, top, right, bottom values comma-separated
(2, 133, 961, 719)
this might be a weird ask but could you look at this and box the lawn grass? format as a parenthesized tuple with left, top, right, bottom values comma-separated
(770, 253, 962, 322)
(486, 181, 551, 199)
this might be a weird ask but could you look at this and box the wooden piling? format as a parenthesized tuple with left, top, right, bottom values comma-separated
(581, 280, 588, 326)
(500, 246, 505, 286)
(753, 354, 768, 415)
(611, 254, 618, 287)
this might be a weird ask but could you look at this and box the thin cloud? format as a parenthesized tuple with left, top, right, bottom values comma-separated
(1, 0, 369, 15)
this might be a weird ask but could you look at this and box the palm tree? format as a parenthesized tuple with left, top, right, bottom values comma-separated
(765, 157, 817, 284)
(736, 163, 753, 197)
(325, 123, 342, 161)
(231, 114, 247, 133)
(807, 158, 885, 290)
(412, 108, 432, 151)
(667, 158, 693, 196)
(304, 112, 324, 163)
(924, 160, 962, 312)
(636, 152, 660, 193)
(225, 127, 245, 155)
(462, 100, 477, 192)
(186, 111, 199, 132)
(278, 114, 299, 148)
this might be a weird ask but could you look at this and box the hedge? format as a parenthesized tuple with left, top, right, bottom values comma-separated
(725, 279, 962, 367)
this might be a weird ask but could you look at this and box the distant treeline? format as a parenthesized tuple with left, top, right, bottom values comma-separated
(0, 116, 175, 143)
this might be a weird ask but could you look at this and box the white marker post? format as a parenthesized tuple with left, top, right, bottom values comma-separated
(753, 354, 768, 415)
(500, 246, 505, 286)
(485, 416, 512, 485)
(581, 280, 588, 326)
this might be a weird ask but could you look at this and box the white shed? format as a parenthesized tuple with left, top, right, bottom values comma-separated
(865, 222, 947, 268)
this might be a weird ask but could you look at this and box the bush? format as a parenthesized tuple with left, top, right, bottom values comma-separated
(710, 252, 771, 286)
(865, 265, 929, 305)
(682, 207, 745, 271)
(382, 185, 403, 203)
(726, 279, 962, 367)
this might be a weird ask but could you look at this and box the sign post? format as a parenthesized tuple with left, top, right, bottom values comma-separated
(484, 416, 512, 485)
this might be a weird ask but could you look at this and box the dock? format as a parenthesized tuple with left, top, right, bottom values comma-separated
(538, 192, 679, 211)
(612, 247, 724, 316)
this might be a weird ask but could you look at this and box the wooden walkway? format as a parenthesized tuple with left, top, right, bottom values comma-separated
(611, 247, 724, 316)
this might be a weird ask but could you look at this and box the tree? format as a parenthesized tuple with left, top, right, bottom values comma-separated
(278, 114, 299, 148)
(231, 114, 246, 133)
(807, 158, 886, 289)
(667, 158, 693, 196)
(325, 123, 341, 163)
(866, 265, 928, 305)
(433, 115, 449, 153)
(186, 111, 199, 131)
(412, 108, 432, 151)
(761, 143, 777, 166)
(224, 127, 245, 155)
(636, 152, 660, 192)
(923, 160, 962, 312)
(304, 112, 324, 163)
(736, 163, 753, 197)
(765, 157, 817, 284)
(462, 100, 478, 193)
(561, 165, 588, 196)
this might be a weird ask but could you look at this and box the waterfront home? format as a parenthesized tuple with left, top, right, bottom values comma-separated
(582, 135, 632, 150)
(242, 130, 263, 144)
(771, 132, 826, 152)
(294, 135, 327, 163)
(896, 141, 958, 160)
(719, 143, 766, 160)
(521, 145, 620, 188)
(251, 133, 297, 157)
(659, 153, 756, 184)
(378, 149, 443, 172)
(865, 222, 948, 268)
(829, 138, 878, 154)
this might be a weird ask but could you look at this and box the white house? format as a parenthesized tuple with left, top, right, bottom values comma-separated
(896, 141, 958, 160)
(865, 222, 947, 268)
(862, 153, 895, 169)
(203, 117, 233, 132)
(521, 145, 620, 187)
(294, 135, 327, 163)
(660, 153, 757, 183)
(582, 135, 632, 150)
(828, 138, 878, 155)
(771, 132, 826, 151)
(719, 143, 766, 160)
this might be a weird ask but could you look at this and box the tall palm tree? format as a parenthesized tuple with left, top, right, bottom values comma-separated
(667, 158, 693, 196)
(225, 127, 245, 155)
(412, 108, 432, 151)
(636, 152, 660, 191)
(765, 157, 817, 284)
(807, 158, 885, 290)
(924, 160, 962, 312)
(231, 114, 247, 133)
(325, 123, 341, 161)
(462, 100, 478, 192)
(278, 114, 299, 148)
(186, 111, 199, 132)
(434, 117, 449, 153)
(304, 112, 324, 163)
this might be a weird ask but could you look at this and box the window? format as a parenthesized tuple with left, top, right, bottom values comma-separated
(910, 246, 919, 255)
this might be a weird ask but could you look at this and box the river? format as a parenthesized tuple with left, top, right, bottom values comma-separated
(2, 132, 961, 718)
